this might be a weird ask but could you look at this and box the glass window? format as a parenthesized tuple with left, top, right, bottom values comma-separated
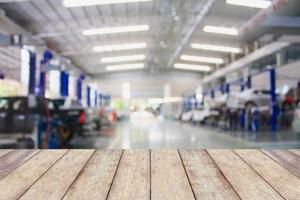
(0, 99, 9, 111)
(12, 100, 25, 111)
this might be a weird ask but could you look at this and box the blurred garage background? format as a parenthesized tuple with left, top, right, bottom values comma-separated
(0, 0, 300, 149)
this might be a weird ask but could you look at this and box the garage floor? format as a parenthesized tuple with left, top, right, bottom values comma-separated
(70, 113, 300, 149)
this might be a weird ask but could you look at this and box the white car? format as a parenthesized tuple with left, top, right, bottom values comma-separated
(181, 110, 193, 122)
(236, 88, 276, 110)
(192, 109, 219, 123)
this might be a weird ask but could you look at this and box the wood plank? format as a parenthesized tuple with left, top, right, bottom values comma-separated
(179, 150, 239, 200)
(107, 150, 150, 200)
(208, 149, 283, 200)
(63, 150, 123, 200)
(151, 149, 195, 200)
(262, 150, 300, 177)
(19, 150, 95, 200)
(0, 150, 39, 179)
(289, 149, 300, 156)
(235, 149, 300, 200)
(0, 149, 12, 158)
(0, 150, 67, 200)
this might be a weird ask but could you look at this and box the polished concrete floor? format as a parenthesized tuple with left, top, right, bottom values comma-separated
(70, 112, 300, 149)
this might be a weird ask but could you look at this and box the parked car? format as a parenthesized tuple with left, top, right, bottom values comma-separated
(0, 96, 47, 134)
(50, 98, 86, 140)
(192, 108, 219, 124)
(181, 110, 193, 122)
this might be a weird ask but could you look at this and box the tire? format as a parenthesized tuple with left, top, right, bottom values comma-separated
(59, 124, 72, 145)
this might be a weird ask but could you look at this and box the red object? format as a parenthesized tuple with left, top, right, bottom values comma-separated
(80, 111, 86, 125)
(286, 96, 295, 104)
(111, 111, 118, 122)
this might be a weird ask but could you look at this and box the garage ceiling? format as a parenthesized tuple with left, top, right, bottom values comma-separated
(1, 0, 298, 79)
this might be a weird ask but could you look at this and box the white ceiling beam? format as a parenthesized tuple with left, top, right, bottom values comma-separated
(166, 0, 217, 68)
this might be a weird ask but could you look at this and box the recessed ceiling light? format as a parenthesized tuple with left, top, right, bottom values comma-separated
(226, 0, 271, 9)
(83, 25, 149, 36)
(63, 0, 152, 7)
(203, 26, 238, 36)
(174, 63, 211, 71)
(191, 43, 242, 53)
(106, 63, 145, 71)
(93, 43, 147, 52)
(180, 55, 224, 64)
(101, 55, 146, 63)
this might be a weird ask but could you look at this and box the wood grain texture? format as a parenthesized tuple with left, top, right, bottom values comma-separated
(289, 149, 300, 156)
(179, 150, 239, 200)
(19, 150, 94, 200)
(63, 150, 122, 200)
(262, 150, 300, 177)
(108, 150, 150, 200)
(235, 149, 300, 200)
(151, 150, 195, 200)
(0, 150, 39, 179)
(208, 149, 283, 200)
(0, 149, 12, 158)
(0, 150, 66, 200)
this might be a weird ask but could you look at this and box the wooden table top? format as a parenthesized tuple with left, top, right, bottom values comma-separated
(0, 149, 299, 200)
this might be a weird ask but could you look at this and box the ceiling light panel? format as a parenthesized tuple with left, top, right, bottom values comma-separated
(203, 26, 238, 36)
(83, 25, 149, 36)
(180, 55, 224, 64)
(63, 0, 152, 7)
(93, 43, 147, 52)
(191, 43, 242, 53)
(226, 0, 271, 9)
(174, 63, 211, 72)
(106, 63, 145, 71)
(101, 55, 146, 63)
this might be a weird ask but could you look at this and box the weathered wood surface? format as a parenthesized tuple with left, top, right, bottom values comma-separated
(262, 149, 300, 177)
(0, 149, 298, 200)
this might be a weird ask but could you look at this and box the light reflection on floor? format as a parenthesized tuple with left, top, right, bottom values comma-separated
(70, 112, 300, 149)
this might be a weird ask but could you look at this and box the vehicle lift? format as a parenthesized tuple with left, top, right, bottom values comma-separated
(204, 66, 279, 133)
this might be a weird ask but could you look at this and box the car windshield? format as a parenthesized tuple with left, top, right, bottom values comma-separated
(253, 90, 271, 94)
(0, 98, 9, 111)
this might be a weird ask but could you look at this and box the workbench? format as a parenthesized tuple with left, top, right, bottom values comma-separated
(0, 149, 299, 200)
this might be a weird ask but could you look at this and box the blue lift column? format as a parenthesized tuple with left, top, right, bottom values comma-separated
(77, 75, 85, 105)
(240, 78, 245, 92)
(270, 67, 278, 132)
(225, 83, 230, 94)
(247, 75, 252, 89)
(60, 71, 69, 97)
(37, 50, 53, 97)
(87, 86, 91, 107)
(211, 89, 215, 99)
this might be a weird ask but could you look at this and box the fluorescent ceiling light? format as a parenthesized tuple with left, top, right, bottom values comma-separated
(101, 54, 145, 63)
(93, 43, 147, 52)
(174, 63, 211, 72)
(203, 26, 238, 36)
(180, 55, 224, 64)
(83, 25, 149, 36)
(63, 0, 151, 7)
(106, 63, 144, 71)
(191, 43, 242, 53)
(226, 0, 271, 9)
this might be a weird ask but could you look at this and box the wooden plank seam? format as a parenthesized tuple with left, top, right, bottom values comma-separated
(60, 150, 97, 199)
(105, 149, 124, 200)
(15, 150, 69, 200)
(205, 150, 242, 200)
(232, 150, 286, 199)
(261, 150, 300, 178)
